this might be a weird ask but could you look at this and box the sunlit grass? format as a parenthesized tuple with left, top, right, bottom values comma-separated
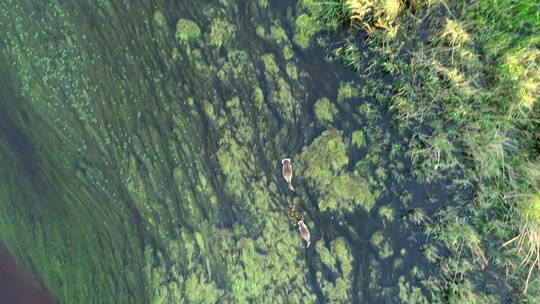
(501, 49, 540, 110)
(439, 18, 471, 47)
(345, 0, 402, 36)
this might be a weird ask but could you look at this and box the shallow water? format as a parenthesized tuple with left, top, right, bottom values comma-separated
(0, 244, 55, 304)
(0, 0, 451, 302)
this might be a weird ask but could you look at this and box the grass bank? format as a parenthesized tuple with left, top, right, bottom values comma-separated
(297, 0, 540, 301)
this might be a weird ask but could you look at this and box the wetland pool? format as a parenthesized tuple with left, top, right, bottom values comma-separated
(0, 0, 455, 302)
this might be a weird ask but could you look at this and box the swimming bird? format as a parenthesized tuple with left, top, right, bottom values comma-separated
(297, 220, 311, 248)
(281, 158, 296, 192)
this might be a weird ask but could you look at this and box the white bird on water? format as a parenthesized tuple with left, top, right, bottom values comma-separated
(297, 220, 311, 248)
(281, 158, 296, 192)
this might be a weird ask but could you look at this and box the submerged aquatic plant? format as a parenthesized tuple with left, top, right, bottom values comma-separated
(351, 130, 366, 148)
(208, 19, 235, 48)
(293, 13, 320, 48)
(314, 97, 338, 122)
(176, 18, 201, 43)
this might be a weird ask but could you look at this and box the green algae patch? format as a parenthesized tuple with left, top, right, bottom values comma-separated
(314, 238, 354, 302)
(337, 82, 358, 103)
(171, 47, 182, 61)
(203, 100, 215, 120)
(269, 23, 288, 44)
(208, 19, 235, 48)
(371, 230, 394, 260)
(293, 13, 318, 49)
(256, 25, 266, 38)
(261, 53, 280, 76)
(286, 63, 298, 80)
(269, 23, 294, 60)
(283, 45, 294, 60)
(153, 10, 167, 28)
(259, 52, 302, 122)
(314, 97, 338, 122)
(225, 96, 240, 108)
(298, 130, 374, 214)
(331, 173, 374, 212)
(257, 0, 268, 9)
(297, 130, 349, 189)
(251, 86, 265, 109)
(378, 205, 394, 222)
(351, 130, 366, 148)
(176, 18, 201, 43)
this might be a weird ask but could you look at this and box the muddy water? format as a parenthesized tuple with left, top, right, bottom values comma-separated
(0, 245, 55, 304)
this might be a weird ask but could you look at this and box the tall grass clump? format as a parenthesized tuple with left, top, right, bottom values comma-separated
(347, 0, 402, 36)
(298, 0, 406, 35)
(504, 193, 540, 293)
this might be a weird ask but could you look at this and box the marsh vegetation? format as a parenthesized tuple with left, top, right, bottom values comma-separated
(0, 0, 538, 303)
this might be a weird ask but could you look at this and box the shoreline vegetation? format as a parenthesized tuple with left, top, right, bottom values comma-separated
(0, 0, 537, 303)
(296, 0, 539, 301)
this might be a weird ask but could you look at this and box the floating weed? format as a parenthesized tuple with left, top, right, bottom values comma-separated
(256, 25, 266, 38)
(380, 0, 401, 22)
(422, 243, 440, 263)
(314, 238, 354, 302)
(371, 230, 394, 259)
(153, 10, 167, 28)
(463, 126, 512, 180)
(175, 18, 201, 43)
(351, 130, 366, 148)
(208, 18, 235, 48)
(398, 276, 428, 303)
(314, 97, 338, 122)
(337, 81, 358, 102)
(445, 279, 497, 304)
(407, 208, 429, 226)
(285, 62, 298, 80)
(293, 13, 319, 49)
(378, 204, 394, 222)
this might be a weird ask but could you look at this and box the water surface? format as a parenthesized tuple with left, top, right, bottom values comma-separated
(0, 0, 451, 302)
